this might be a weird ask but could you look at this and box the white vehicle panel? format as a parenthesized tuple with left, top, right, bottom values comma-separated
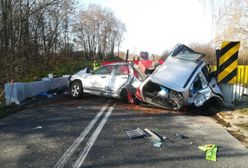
(84, 74, 109, 92)
(107, 74, 128, 93)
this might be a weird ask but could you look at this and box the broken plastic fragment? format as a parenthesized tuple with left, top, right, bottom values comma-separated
(198, 144, 217, 161)
(33, 126, 42, 129)
(153, 141, 162, 148)
(144, 128, 162, 142)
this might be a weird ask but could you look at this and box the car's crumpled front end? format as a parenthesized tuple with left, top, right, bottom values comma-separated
(119, 64, 147, 104)
(138, 44, 223, 110)
(140, 80, 184, 110)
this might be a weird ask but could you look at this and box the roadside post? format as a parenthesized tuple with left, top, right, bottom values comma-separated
(125, 49, 129, 62)
(217, 41, 240, 106)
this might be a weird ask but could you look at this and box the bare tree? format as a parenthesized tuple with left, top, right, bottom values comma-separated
(0, 0, 75, 82)
(73, 4, 126, 60)
(189, 42, 216, 64)
(0, 1, 126, 84)
(200, 0, 248, 64)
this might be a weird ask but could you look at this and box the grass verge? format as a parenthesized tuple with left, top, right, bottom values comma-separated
(236, 123, 248, 131)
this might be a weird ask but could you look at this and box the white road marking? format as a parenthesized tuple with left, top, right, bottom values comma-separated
(72, 105, 115, 168)
(53, 103, 109, 168)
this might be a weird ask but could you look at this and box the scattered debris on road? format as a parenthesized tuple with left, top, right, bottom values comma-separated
(77, 106, 83, 109)
(125, 127, 165, 148)
(143, 128, 162, 142)
(176, 133, 189, 139)
(125, 127, 196, 149)
(33, 126, 42, 129)
(143, 128, 163, 148)
(153, 141, 162, 148)
(125, 128, 145, 139)
(199, 144, 218, 161)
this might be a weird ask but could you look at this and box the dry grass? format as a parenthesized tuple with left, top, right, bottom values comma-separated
(234, 100, 248, 131)
(217, 99, 248, 147)
(239, 108, 248, 115)
(236, 123, 248, 131)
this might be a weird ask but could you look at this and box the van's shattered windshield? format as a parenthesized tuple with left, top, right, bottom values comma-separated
(170, 44, 205, 61)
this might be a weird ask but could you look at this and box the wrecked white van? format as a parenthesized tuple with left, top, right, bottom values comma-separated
(137, 44, 223, 110)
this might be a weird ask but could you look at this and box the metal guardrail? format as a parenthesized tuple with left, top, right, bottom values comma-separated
(210, 65, 248, 101)
(4, 76, 69, 105)
(236, 65, 248, 84)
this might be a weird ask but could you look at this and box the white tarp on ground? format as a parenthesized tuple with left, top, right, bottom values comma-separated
(4, 76, 69, 105)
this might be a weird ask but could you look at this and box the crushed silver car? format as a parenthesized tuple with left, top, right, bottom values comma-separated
(69, 62, 145, 102)
(137, 44, 223, 110)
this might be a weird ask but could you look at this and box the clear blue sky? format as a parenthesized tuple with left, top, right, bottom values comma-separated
(79, 0, 213, 55)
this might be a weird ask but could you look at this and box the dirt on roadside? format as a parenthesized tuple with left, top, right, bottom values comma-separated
(216, 99, 248, 148)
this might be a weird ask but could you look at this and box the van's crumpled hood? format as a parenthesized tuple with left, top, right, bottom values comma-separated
(152, 57, 198, 89)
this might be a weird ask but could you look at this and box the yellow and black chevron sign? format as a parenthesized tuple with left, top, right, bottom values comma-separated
(217, 41, 240, 84)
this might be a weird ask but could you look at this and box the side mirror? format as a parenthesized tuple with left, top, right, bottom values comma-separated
(82, 66, 91, 73)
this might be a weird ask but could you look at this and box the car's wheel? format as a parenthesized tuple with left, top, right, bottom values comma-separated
(70, 81, 83, 98)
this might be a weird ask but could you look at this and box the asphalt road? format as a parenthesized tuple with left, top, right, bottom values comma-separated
(0, 95, 248, 168)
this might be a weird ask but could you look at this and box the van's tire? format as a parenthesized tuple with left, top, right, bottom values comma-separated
(70, 81, 83, 99)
